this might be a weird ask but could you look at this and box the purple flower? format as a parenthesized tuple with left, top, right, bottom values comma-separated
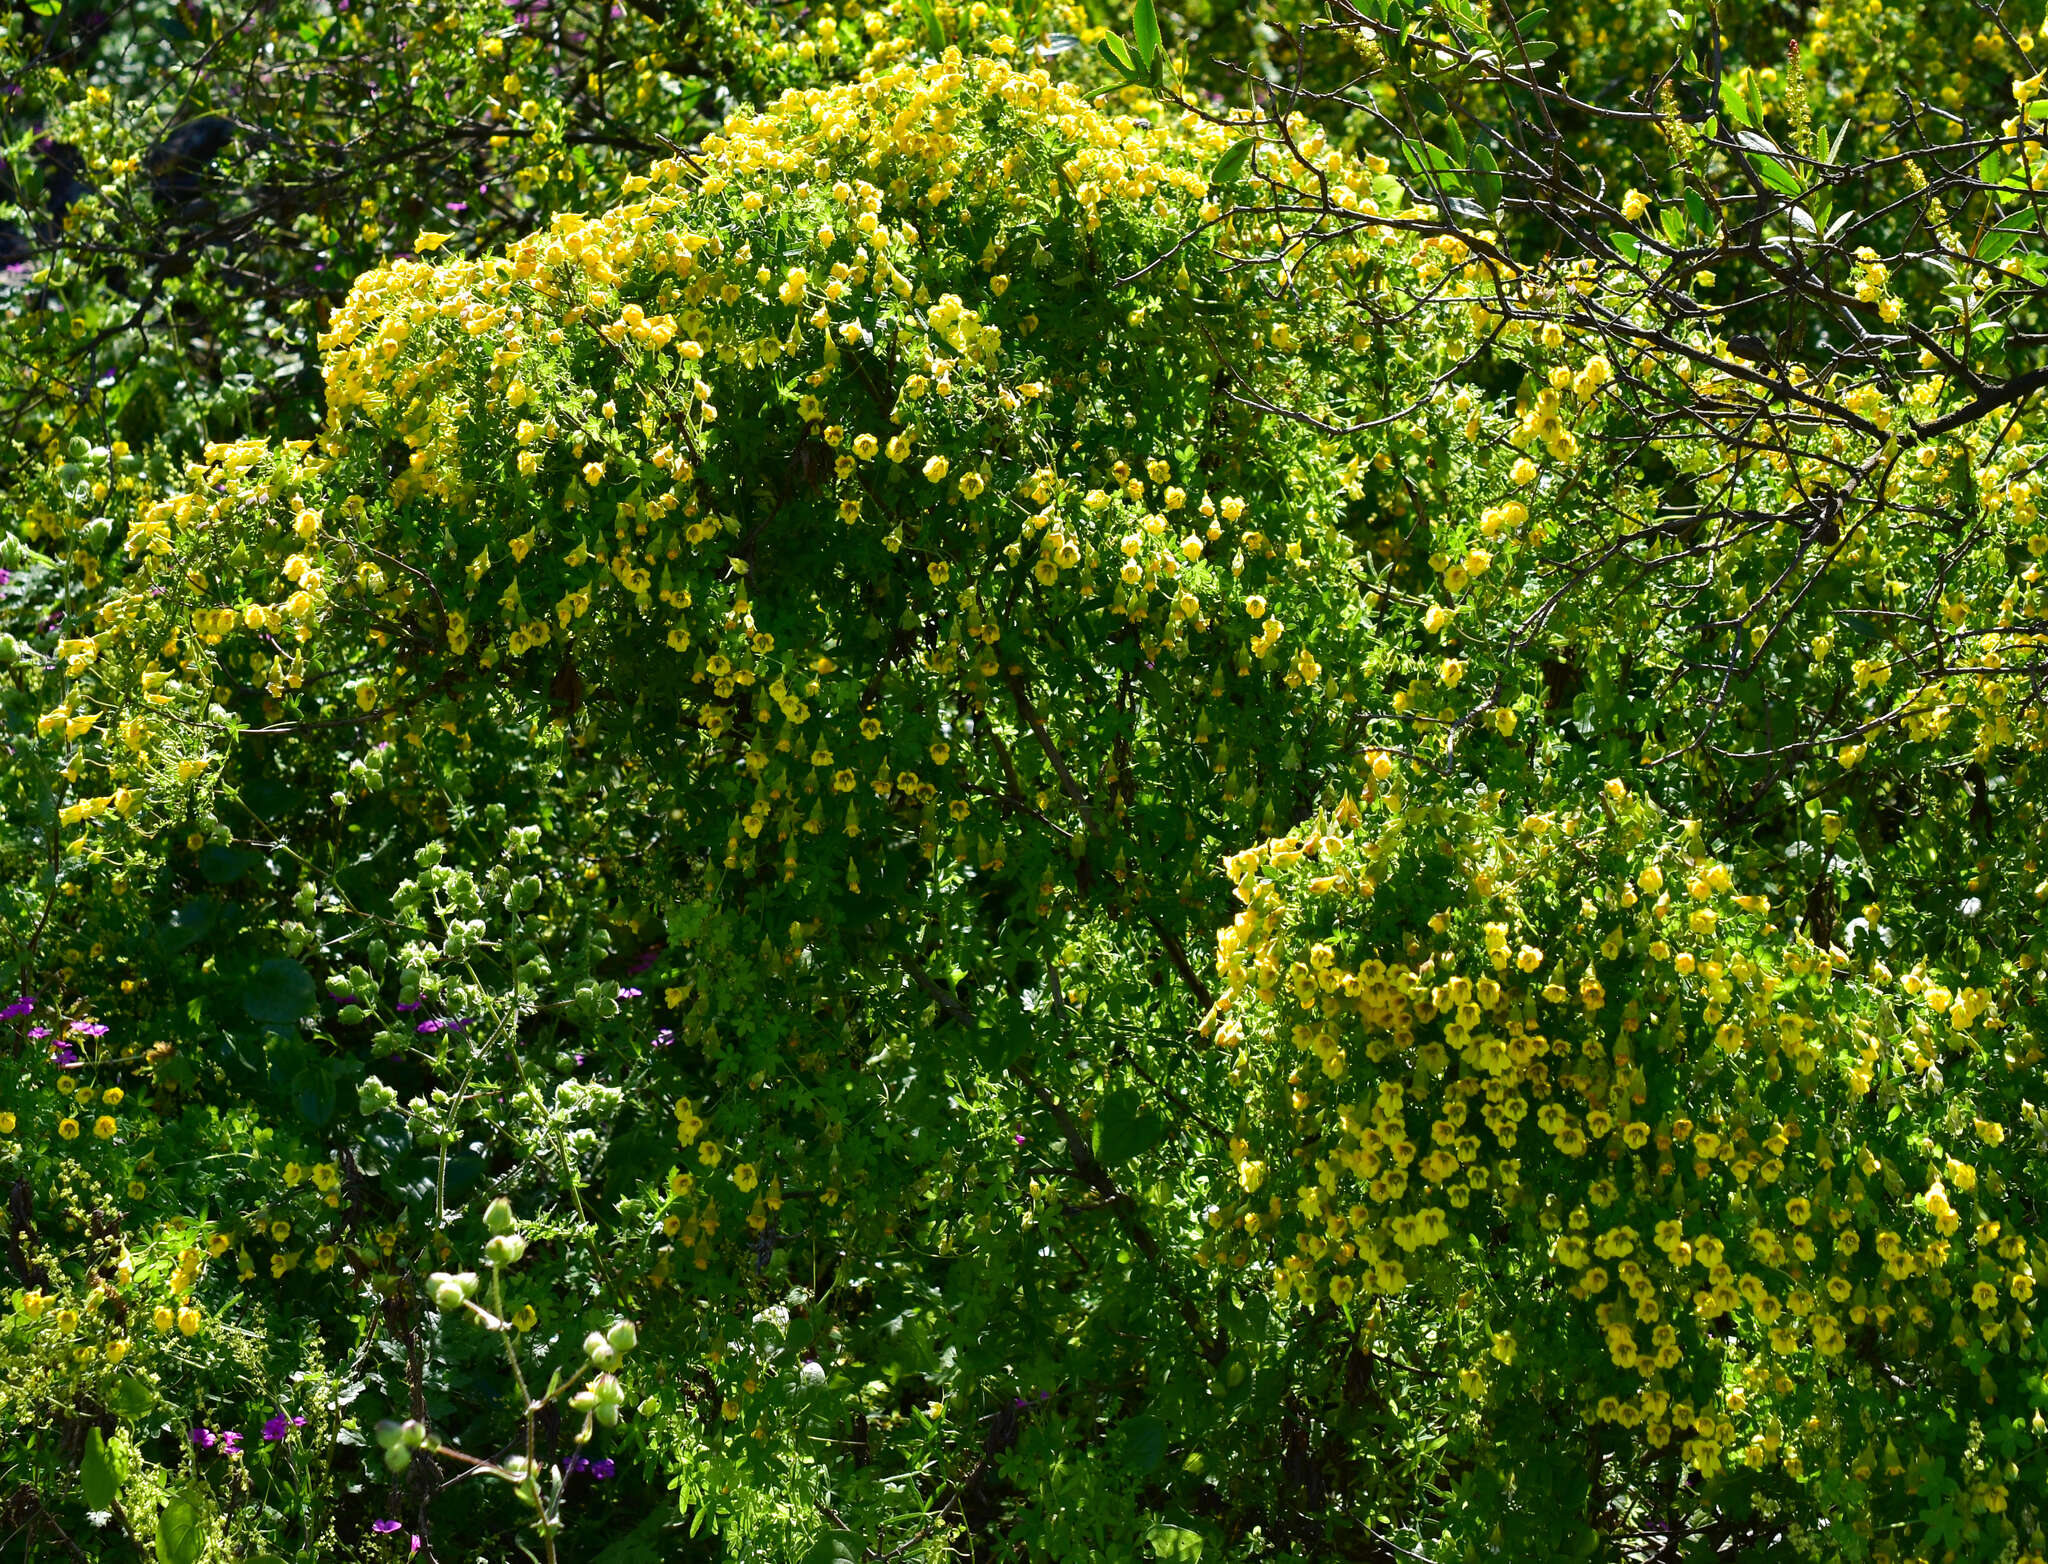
(591, 1458, 614, 1479)
(0, 996, 26, 1022)
(618, 987, 642, 999)
(372, 1520, 403, 1535)
(69, 1020, 108, 1037)
(218, 1430, 244, 1454)
(396, 1000, 420, 1012)
(652, 1029, 674, 1048)
(51, 1041, 79, 1066)
(261, 1413, 305, 1441)
(189, 1427, 216, 1452)
(28, 1026, 48, 1040)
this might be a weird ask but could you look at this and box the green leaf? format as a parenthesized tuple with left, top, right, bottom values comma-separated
(1469, 142, 1500, 213)
(157, 1496, 206, 1564)
(1091, 1087, 1165, 1165)
(1441, 115, 1468, 165)
(1717, 75, 1751, 128)
(243, 958, 316, 1027)
(1683, 186, 1712, 237)
(1097, 31, 1136, 76)
(1753, 155, 1802, 196)
(103, 1372, 155, 1420)
(1977, 209, 2038, 264)
(81, 1428, 118, 1511)
(1133, 0, 1161, 67)
(911, 0, 945, 49)
(1211, 139, 1255, 187)
(1659, 206, 1686, 247)
(292, 1062, 338, 1127)
(1121, 1413, 1169, 1472)
(1148, 1524, 1205, 1561)
(1400, 139, 1467, 196)
(160, 898, 220, 954)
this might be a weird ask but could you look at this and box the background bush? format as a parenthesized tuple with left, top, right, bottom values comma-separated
(4, 0, 2048, 1560)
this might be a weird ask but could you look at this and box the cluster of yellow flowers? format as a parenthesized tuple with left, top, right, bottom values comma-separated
(1208, 781, 2041, 1482)
(31, 24, 1432, 926)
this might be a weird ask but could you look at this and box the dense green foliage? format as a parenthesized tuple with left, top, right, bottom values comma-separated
(6, 0, 2048, 1560)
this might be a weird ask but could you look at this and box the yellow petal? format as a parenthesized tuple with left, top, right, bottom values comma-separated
(414, 231, 453, 253)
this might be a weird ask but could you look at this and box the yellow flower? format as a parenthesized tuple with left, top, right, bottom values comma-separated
(413, 230, 454, 252)
(101, 1087, 123, 1108)
(313, 1245, 338, 1270)
(922, 455, 950, 483)
(0, 1112, 14, 1134)
(733, 1163, 759, 1192)
(582, 460, 606, 485)
(152, 1306, 175, 1333)
(283, 1161, 304, 1186)
(176, 1306, 202, 1336)
(1620, 190, 1650, 221)
(57, 1117, 80, 1141)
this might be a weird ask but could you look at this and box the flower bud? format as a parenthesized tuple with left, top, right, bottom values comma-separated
(583, 1330, 619, 1369)
(606, 1319, 638, 1355)
(383, 1443, 412, 1473)
(483, 1197, 517, 1235)
(484, 1233, 527, 1268)
(432, 1274, 465, 1311)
